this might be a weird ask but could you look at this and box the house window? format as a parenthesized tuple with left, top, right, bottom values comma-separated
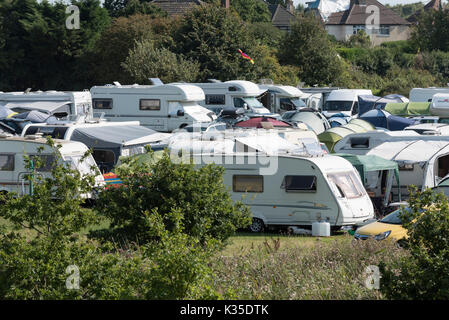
(205, 94, 225, 105)
(140, 99, 160, 111)
(233, 175, 263, 193)
(281, 175, 317, 192)
(93, 99, 113, 109)
(353, 25, 366, 34)
(379, 25, 390, 35)
(0, 154, 14, 171)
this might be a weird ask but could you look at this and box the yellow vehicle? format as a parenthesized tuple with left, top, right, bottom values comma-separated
(354, 207, 409, 242)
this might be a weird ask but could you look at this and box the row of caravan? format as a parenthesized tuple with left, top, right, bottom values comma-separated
(1, 80, 327, 133)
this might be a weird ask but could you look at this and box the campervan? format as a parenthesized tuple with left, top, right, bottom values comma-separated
(0, 135, 103, 196)
(321, 89, 373, 118)
(90, 83, 216, 132)
(0, 90, 92, 118)
(409, 87, 449, 102)
(258, 84, 308, 114)
(20, 120, 170, 173)
(192, 80, 274, 117)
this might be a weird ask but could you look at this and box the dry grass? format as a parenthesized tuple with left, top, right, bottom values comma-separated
(212, 233, 408, 300)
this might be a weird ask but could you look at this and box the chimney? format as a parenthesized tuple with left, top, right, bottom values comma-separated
(221, 0, 229, 9)
(286, 0, 294, 13)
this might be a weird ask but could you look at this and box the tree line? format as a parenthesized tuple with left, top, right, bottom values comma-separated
(1, 0, 449, 96)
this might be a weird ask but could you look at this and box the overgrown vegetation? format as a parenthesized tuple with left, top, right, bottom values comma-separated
(380, 187, 449, 299)
(2, 0, 449, 94)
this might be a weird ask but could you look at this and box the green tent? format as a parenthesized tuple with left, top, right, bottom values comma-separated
(335, 153, 401, 203)
(348, 118, 376, 131)
(344, 123, 368, 133)
(385, 102, 431, 116)
(318, 126, 356, 153)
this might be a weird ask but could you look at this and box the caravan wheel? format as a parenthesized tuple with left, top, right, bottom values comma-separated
(249, 218, 264, 233)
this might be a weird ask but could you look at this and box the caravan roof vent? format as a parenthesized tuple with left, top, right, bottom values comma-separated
(207, 79, 222, 83)
(113, 81, 121, 87)
(25, 132, 44, 140)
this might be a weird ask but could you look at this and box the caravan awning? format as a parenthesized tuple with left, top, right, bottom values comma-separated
(4, 100, 71, 115)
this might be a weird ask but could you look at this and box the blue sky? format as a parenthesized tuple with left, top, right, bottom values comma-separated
(293, 0, 429, 6)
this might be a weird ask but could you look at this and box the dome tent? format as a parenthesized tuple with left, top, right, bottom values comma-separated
(359, 109, 417, 131)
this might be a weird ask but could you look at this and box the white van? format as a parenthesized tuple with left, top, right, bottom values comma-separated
(0, 134, 103, 196)
(409, 87, 449, 102)
(0, 90, 92, 118)
(258, 84, 307, 114)
(192, 80, 273, 116)
(321, 89, 373, 118)
(90, 83, 216, 132)
(193, 152, 374, 231)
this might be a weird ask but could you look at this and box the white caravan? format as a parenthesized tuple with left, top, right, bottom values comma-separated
(430, 93, 449, 117)
(365, 140, 449, 199)
(192, 80, 273, 116)
(258, 84, 308, 114)
(332, 130, 449, 155)
(20, 120, 170, 173)
(166, 130, 373, 231)
(0, 135, 103, 196)
(409, 87, 449, 102)
(90, 83, 216, 132)
(0, 90, 92, 118)
(321, 89, 373, 118)
(193, 152, 374, 231)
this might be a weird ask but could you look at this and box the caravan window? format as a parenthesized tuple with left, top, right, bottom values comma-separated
(93, 99, 113, 109)
(205, 94, 225, 105)
(281, 175, 317, 192)
(0, 154, 14, 171)
(233, 175, 263, 193)
(140, 99, 160, 111)
(328, 172, 365, 199)
(29, 155, 56, 172)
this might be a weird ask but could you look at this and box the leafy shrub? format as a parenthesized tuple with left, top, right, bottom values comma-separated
(95, 150, 252, 243)
(380, 187, 449, 299)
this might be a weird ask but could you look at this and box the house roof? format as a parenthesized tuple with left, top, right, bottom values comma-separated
(268, 4, 296, 28)
(326, 0, 410, 25)
(150, 0, 204, 16)
(407, 0, 442, 23)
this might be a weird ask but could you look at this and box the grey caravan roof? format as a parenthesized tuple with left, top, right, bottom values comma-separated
(70, 125, 158, 150)
(1, 100, 71, 115)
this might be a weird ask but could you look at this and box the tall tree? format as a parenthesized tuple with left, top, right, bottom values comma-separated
(412, 8, 449, 52)
(230, 0, 271, 23)
(278, 13, 344, 86)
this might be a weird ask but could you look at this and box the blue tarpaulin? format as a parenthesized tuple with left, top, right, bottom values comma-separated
(358, 95, 409, 116)
(359, 109, 417, 131)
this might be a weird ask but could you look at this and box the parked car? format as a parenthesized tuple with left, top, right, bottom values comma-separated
(354, 207, 410, 242)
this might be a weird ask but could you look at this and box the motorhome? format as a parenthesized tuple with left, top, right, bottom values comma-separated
(20, 120, 170, 173)
(0, 90, 92, 118)
(192, 80, 274, 117)
(90, 83, 216, 132)
(258, 84, 312, 114)
(321, 89, 373, 118)
(409, 87, 449, 102)
(192, 152, 374, 232)
(0, 134, 103, 196)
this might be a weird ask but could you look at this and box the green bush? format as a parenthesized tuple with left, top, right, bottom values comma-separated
(380, 187, 449, 299)
(0, 140, 223, 299)
(95, 149, 252, 244)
